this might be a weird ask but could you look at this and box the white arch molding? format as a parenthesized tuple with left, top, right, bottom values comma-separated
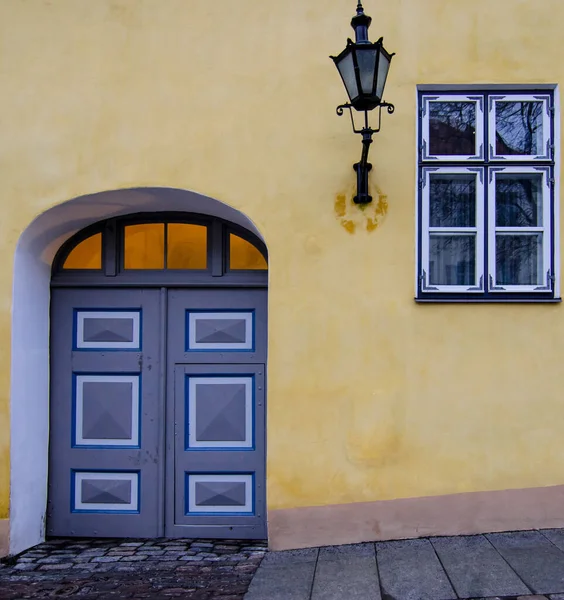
(10, 187, 265, 555)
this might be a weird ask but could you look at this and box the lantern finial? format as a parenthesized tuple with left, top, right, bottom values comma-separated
(351, 1, 372, 43)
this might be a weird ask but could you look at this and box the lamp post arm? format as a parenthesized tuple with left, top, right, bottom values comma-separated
(353, 128, 374, 204)
(335, 102, 395, 204)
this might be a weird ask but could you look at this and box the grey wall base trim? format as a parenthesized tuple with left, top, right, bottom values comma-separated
(267, 484, 564, 551)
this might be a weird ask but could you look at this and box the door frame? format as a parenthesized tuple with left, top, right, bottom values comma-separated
(47, 212, 268, 540)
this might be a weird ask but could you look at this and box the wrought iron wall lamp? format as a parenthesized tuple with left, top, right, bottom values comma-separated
(331, 1, 395, 204)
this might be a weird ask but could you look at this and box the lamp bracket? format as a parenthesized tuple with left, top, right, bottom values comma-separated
(336, 102, 395, 135)
(336, 102, 395, 204)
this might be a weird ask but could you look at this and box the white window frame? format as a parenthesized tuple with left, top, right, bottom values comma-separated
(421, 94, 485, 161)
(488, 94, 552, 162)
(421, 167, 485, 293)
(487, 166, 552, 293)
(417, 88, 557, 301)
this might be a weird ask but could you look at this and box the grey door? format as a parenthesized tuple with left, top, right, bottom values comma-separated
(166, 289, 267, 539)
(48, 289, 163, 538)
(48, 287, 267, 539)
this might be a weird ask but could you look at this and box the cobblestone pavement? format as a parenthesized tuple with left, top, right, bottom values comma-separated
(0, 538, 267, 599)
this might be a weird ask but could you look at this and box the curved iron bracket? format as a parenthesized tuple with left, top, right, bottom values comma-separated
(336, 102, 395, 204)
(336, 102, 395, 135)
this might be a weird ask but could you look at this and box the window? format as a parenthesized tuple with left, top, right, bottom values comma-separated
(229, 234, 268, 270)
(63, 233, 102, 270)
(122, 223, 208, 270)
(54, 214, 267, 281)
(418, 90, 556, 300)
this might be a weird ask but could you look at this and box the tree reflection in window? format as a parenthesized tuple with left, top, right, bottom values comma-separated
(496, 234, 542, 285)
(430, 175, 476, 228)
(495, 101, 543, 156)
(429, 102, 476, 155)
(496, 174, 542, 227)
(429, 235, 476, 286)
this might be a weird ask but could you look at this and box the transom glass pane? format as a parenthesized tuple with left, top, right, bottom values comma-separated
(495, 173, 543, 227)
(230, 234, 267, 270)
(429, 235, 476, 286)
(124, 224, 165, 270)
(63, 233, 102, 270)
(429, 102, 476, 156)
(496, 234, 543, 285)
(430, 174, 476, 227)
(495, 101, 543, 156)
(167, 224, 207, 269)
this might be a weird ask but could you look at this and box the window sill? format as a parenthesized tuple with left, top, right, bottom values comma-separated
(415, 297, 562, 304)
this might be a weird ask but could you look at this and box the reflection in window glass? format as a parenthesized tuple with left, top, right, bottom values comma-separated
(124, 224, 165, 269)
(495, 101, 543, 156)
(429, 102, 476, 156)
(429, 235, 476, 286)
(63, 233, 102, 270)
(496, 174, 543, 227)
(230, 234, 267, 270)
(430, 174, 476, 228)
(167, 224, 207, 269)
(496, 234, 542, 285)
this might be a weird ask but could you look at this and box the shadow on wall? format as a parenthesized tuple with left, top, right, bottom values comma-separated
(9, 187, 264, 556)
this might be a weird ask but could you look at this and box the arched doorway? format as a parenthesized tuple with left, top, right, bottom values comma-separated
(47, 211, 267, 540)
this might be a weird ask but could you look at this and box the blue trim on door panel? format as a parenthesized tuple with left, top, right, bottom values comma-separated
(184, 472, 255, 517)
(72, 308, 142, 351)
(71, 372, 142, 449)
(70, 469, 141, 514)
(184, 309, 256, 352)
(184, 374, 256, 451)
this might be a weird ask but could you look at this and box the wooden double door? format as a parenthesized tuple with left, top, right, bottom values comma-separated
(48, 287, 267, 539)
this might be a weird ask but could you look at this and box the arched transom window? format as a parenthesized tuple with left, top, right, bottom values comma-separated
(53, 214, 267, 287)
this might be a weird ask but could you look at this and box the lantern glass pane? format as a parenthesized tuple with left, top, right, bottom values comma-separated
(336, 51, 359, 102)
(356, 48, 377, 95)
(375, 52, 391, 101)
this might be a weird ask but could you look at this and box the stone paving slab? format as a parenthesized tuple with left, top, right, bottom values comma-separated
(541, 529, 564, 553)
(311, 543, 380, 600)
(430, 534, 531, 598)
(487, 531, 564, 595)
(0, 537, 267, 599)
(245, 549, 318, 600)
(376, 538, 456, 600)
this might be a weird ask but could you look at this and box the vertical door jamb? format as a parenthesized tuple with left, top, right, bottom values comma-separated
(157, 287, 168, 536)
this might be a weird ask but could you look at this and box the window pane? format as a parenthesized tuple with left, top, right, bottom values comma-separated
(63, 233, 102, 270)
(167, 224, 207, 269)
(496, 234, 543, 285)
(495, 101, 543, 156)
(430, 174, 476, 227)
(429, 102, 476, 155)
(356, 48, 377, 95)
(496, 173, 543, 227)
(229, 234, 267, 270)
(124, 224, 165, 270)
(429, 235, 476, 286)
(336, 52, 358, 101)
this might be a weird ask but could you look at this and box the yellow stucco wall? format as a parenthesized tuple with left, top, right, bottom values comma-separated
(1, 0, 564, 521)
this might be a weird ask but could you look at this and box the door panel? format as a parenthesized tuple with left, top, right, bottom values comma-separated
(166, 289, 267, 539)
(167, 289, 267, 364)
(48, 289, 162, 538)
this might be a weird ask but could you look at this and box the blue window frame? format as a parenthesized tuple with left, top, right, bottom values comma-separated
(417, 89, 557, 302)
